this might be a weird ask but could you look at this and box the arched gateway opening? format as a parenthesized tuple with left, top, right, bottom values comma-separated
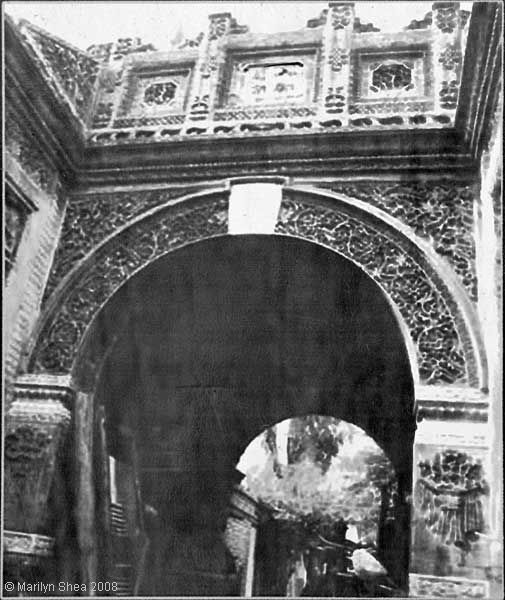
(85, 234, 415, 596)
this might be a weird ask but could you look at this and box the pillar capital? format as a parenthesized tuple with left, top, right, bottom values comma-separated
(415, 385, 489, 423)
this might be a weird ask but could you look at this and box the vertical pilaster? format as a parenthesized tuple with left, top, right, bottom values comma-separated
(3, 375, 74, 591)
(432, 2, 465, 115)
(410, 385, 492, 598)
(319, 2, 354, 125)
(185, 12, 232, 131)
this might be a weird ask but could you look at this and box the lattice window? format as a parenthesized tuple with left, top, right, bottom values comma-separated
(143, 81, 177, 106)
(4, 187, 32, 279)
(369, 62, 414, 95)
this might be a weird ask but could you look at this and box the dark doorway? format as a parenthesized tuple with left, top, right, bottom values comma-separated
(88, 235, 415, 596)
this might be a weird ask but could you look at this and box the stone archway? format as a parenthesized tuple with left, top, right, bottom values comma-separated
(9, 182, 491, 598)
(87, 233, 416, 596)
(26, 182, 485, 389)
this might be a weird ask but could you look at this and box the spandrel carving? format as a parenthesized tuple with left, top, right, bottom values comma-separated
(275, 198, 467, 385)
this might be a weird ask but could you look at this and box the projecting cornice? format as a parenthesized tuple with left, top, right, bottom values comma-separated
(4, 3, 502, 186)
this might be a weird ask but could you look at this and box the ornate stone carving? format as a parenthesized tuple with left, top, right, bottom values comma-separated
(323, 182, 477, 300)
(440, 79, 459, 109)
(433, 3, 460, 34)
(370, 62, 414, 93)
(324, 87, 346, 113)
(439, 45, 463, 71)
(215, 106, 316, 121)
(43, 187, 205, 303)
(22, 23, 99, 120)
(416, 450, 488, 550)
(330, 3, 354, 30)
(328, 48, 348, 73)
(32, 197, 229, 373)
(144, 81, 177, 105)
(409, 574, 489, 598)
(275, 197, 467, 384)
(4, 378, 72, 533)
(209, 14, 229, 41)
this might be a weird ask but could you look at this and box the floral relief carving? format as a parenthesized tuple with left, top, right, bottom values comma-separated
(438, 45, 463, 71)
(325, 182, 477, 300)
(434, 3, 459, 34)
(23, 25, 99, 120)
(33, 197, 229, 373)
(330, 4, 353, 30)
(328, 48, 349, 73)
(275, 198, 467, 384)
(43, 187, 206, 303)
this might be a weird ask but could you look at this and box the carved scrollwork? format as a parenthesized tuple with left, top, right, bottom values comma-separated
(33, 197, 229, 373)
(43, 187, 205, 303)
(323, 182, 477, 301)
(275, 198, 467, 384)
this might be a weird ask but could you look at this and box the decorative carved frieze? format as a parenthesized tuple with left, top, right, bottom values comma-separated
(322, 181, 477, 301)
(4, 376, 73, 533)
(32, 196, 229, 373)
(275, 197, 468, 384)
(43, 187, 206, 303)
(21, 22, 99, 121)
(320, 3, 354, 123)
(409, 574, 489, 598)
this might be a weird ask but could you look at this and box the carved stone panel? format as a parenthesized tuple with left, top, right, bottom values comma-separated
(21, 22, 99, 121)
(412, 439, 493, 586)
(4, 377, 73, 533)
(43, 187, 206, 303)
(322, 182, 477, 301)
(275, 196, 468, 385)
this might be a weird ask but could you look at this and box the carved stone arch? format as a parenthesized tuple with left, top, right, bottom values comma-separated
(26, 183, 484, 389)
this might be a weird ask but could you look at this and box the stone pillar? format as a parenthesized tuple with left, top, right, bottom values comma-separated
(319, 2, 354, 126)
(432, 2, 465, 116)
(3, 374, 73, 592)
(184, 12, 232, 132)
(410, 385, 493, 598)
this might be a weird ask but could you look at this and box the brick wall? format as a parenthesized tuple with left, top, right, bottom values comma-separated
(4, 153, 66, 408)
